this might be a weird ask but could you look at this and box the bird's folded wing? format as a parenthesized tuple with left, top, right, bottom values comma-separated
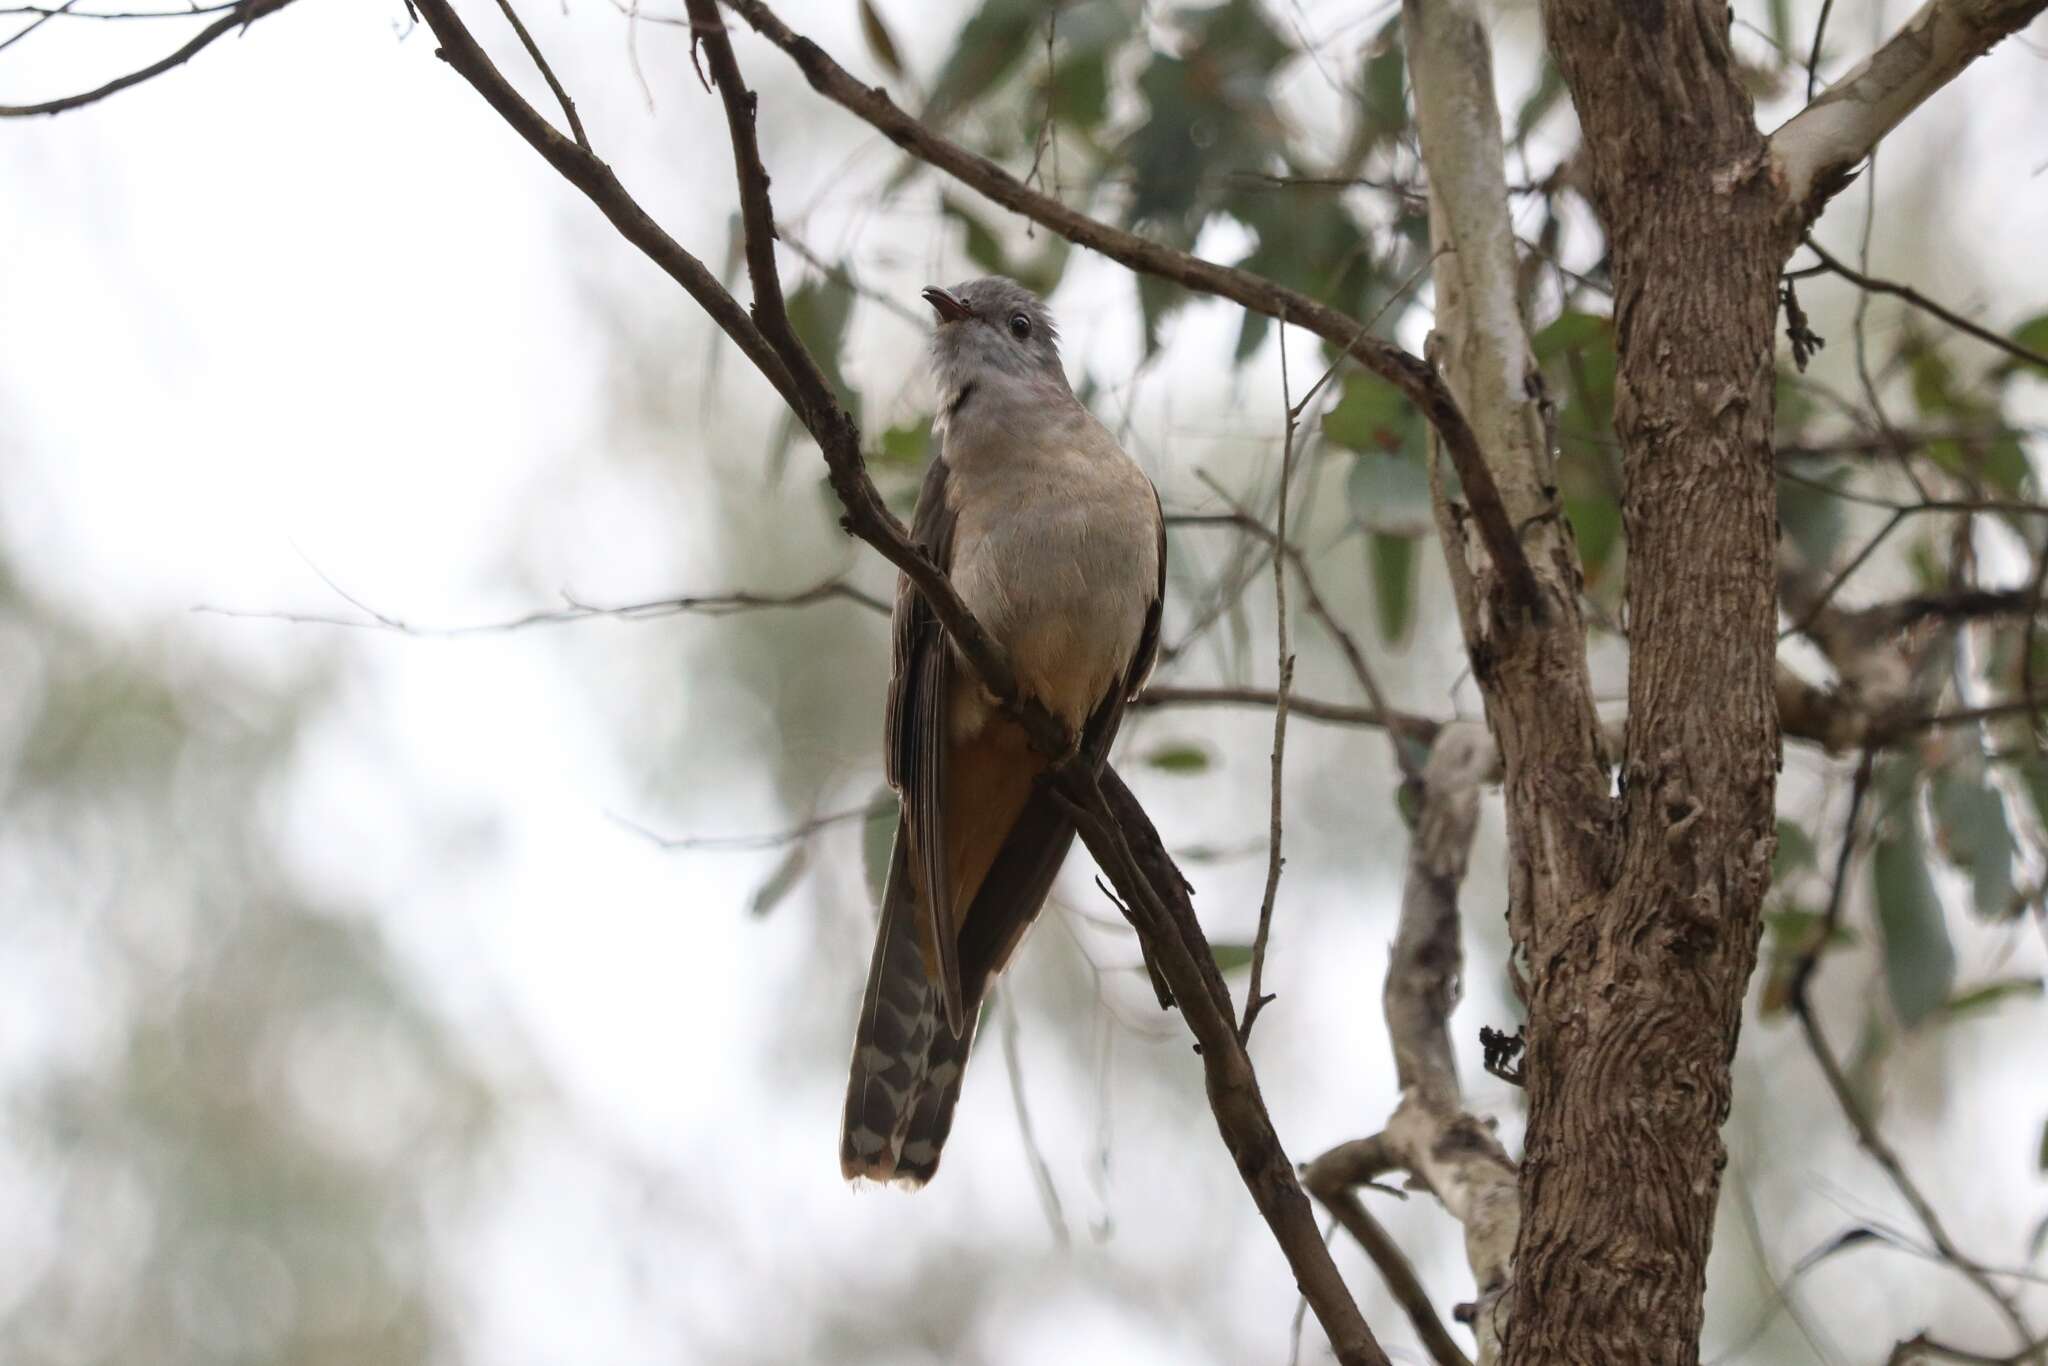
(888, 454, 965, 1035)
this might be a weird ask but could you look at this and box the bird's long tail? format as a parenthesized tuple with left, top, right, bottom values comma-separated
(840, 826, 976, 1186)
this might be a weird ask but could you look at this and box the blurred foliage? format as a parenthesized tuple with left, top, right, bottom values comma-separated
(0, 556, 498, 1365)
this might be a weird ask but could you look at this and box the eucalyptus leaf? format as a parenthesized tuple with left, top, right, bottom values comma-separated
(1145, 742, 1212, 774)
(1212, 943, 1255, 973)
(748, 842, 810, 918)
(1929, 769, 2016, 919)
(1369, 532, 1418, 644)
(1872, 820, 1957, 1028)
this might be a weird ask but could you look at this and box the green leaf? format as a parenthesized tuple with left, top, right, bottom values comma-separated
(1929, 768, 2016, 919)
(872, 420, 930, 469)
(1120, 0, 1291, 236)
(1211, 943, 1255, 973)
(857, 0, 905, 79)
(748, 842, 810, 918)
(1939, 976, 2043, 1019)
(1511, 60, 1566, 145)
(862, 786, 896, 905)
(1137, 272, 1185, 357)
(1369, 532, 1418, 644)
(1357, 20, 1407, 142)
(1872, 818, 1957, 1028)
(1144, 742, 1212, 774)
(1772, 820, 1817, 881)
(785, 276, 855, 407)
(925, 0, 1042, 120)
(2008, 313, 2048, 374)
(1563, 485, 1621, 586)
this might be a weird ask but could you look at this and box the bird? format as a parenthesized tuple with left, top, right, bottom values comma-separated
(840, 276, 1166, 1186)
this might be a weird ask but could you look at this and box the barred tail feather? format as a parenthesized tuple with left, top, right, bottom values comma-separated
(841, 825, 976, 1185)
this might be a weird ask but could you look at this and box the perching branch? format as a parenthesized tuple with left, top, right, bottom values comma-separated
(1799, 237, 2048, 374)
(716, 0, 1545, 623)
(0, 0, 295, 117)
(1770, 0, 2048, 217)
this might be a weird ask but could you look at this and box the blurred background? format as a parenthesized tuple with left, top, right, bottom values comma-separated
(2, 0, 2046, 1361)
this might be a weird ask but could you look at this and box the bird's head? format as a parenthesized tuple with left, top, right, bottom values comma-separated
(922, 276, 1068, 399)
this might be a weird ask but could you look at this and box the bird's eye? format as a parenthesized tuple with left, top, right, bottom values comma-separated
(1008, 312, 1032, 340)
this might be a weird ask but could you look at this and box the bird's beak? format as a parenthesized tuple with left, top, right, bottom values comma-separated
(922, 286, 973, 325)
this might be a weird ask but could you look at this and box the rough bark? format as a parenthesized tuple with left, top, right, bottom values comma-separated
(1508, 0, 1791, 1361)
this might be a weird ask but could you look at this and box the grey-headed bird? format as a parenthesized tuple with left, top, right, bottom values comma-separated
(840, 277, 1166, 1185)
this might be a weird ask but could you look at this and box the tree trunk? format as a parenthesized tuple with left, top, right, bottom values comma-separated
(1502, 2, 1792, 1361)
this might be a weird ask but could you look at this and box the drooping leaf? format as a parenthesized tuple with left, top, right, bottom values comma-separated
(1211, 942, 1255, 973)
(1938, 976, 2043, 1019)
(1759, 904, 1854, 1015)
(1872, 816, 1957, 1028)
(1357, 19, 1408, 143)
(1773, 819, 1817, 882)
(1511, 59, 1566, 145)
(1137, 271, 1186, 358)
(872, 419, 930, 469)
(1929, 767, 2016, 919)
(857, 0, 906, 79)
(748, 841, 810, 918)
(1038, 0, 1133, 133)
(1369, 532, 1418, 644)
(1144, 742, 1212, 774)
(925, 0, 1043, 120)
(785, 276, 856, 407)
(1120, 0, 1292, 236)
(2006, 313, 2048, 374)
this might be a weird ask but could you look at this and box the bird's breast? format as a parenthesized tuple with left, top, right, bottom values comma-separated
(946, 454, 1158, 738)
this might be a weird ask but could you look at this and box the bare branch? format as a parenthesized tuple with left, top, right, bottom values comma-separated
(716, 0, 1545, 623)
(1771, 0, 2048, 217)
(1887, 1333, 2048, 1365)
(1, 0, 295, 118)
(1799, 237, 2048, 373)
(194, 574, 887, 636)
(1304, 1136, 1474, 1366)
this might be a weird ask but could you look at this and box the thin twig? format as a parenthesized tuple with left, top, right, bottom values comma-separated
(609, 800, 880, 851)
(1241, 328, 1298, 1045)
(1801, 235, 2048, 375)
(0, 1, 237, 16)
(194, 574, 887, 635)
(1805, 0, 1837, 99)
(0, 0, 78, 57)
(492, 0, 587, 149)
(1, 0, 296, 117)
(999, 991, 1070, 1248)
